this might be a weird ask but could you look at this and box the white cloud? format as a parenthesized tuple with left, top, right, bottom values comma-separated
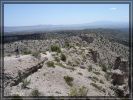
(110, 7, 117, 10)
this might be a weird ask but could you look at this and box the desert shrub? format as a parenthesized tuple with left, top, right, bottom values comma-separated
(55, 62, 65, 68)
(88, 65, 92, 72)
(104, 72, 111, 81)
(47, 61, 55, 68)
(21, 79, 30, 89)
(64, 76, 74, 86)
(91, 76, 99, 82)
(68, 87, 78, 96)
(100, 64, 107, 72)
(75, 60, 80, 65)
(43, 73, 46, 76)
(99, 79, 104, 84)
(93, 71, 101, 75)
(93, 76, 99, 81)
(78, 86, 88, 96)
(32, 52, 40, 59)
(90, 83, 102, 90)
(78, 72, 83, 76)
(51, 45, 61, 53)
(54, 57, 60, 62)
(68, 61, 73, 66)
(61, 53, 66, 62)
(68, 86, 88, 96)
(18, 70, 22, 81)
(12, 94, 23, 100)
(65, 41, 70, 48)
(22, 49, 31, 55)
(31, 89, 41, 96)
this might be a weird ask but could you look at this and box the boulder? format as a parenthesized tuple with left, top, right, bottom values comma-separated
(113, 56, 121, 70)
(119, 60, 128, 73)
(111, 69, 125, 85)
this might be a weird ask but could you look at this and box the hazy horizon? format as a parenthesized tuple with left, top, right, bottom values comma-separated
(4, 4, 129, 27)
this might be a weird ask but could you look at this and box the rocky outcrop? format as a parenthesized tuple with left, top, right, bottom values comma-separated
(88, 49, 99, 63)
(111, 69, 125, 85)
(4, 58, 47, 87)
(111, 56, 129, 97)
(119, 60, 128, 73)
(113, 56, 121, 70)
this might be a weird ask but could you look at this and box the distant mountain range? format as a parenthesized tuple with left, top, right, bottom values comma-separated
(4, 21, 129, 33)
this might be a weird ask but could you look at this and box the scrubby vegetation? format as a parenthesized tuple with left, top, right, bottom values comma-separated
(31, 89, 41, 96)
(51, 45, 61, 53)
(21, 79, 30, 89)
(55, 62, 65, 68)
(4, 29, 129, 97)
(61, 53, 66, 62)
(64, 76, 74, 86)
(100, 64, 107, 72)
(68, 86, 88, 96)
(90, 83, 102, 91)
(22, 49, 31, 55)
(88, 65, 92, 72)
(93, 71, 101, 75)
(54, 56, 60, 62)
(78, 72, 83, 76)
(32, 51, 40, 59)
(47, 61, 55, 68)
(100, 79, 104, 84)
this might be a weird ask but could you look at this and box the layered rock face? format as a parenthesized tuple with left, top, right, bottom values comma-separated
(4, 55, 48, 96)
(111, 57, 129, 97)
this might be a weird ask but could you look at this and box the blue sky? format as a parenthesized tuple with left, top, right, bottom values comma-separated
(4, 4, 129, 26)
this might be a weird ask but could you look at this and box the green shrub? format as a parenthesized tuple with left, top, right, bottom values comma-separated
(78, 72, 83, 76)
(90, 76, 99, 82)
(32, 52, 40, 59)
(88, 65, 92, 72)
(68, 86, 88, 96)
(101, 64, 107, 72)
(104, 72, 111, 81)
(54, 57, 60, 62)
(22, 49, 31, 55)
(64, 76, 74, 86)
(78, 86, 88, 96)
(93, 71, 101, 75)
(31, 89, 41, 96)
(55, 62, 65, 68)
(12, 94, 23, 100)
(90, 83, 102, 90)
(21, 79, 30, 89)
(100, 79, 104, 84)
(47, 61, 55, 68)
(92, 76, 99, 81)
(51, 45, 61, 53)
(68, 87, 78, 96)
(61, 53, 66, 62)
(65, 41, 70, 48)
(43, 73, 46, 76)
(18, 70, 22, 81)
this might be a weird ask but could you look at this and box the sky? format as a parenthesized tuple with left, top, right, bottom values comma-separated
(4, 4, 129, 26)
